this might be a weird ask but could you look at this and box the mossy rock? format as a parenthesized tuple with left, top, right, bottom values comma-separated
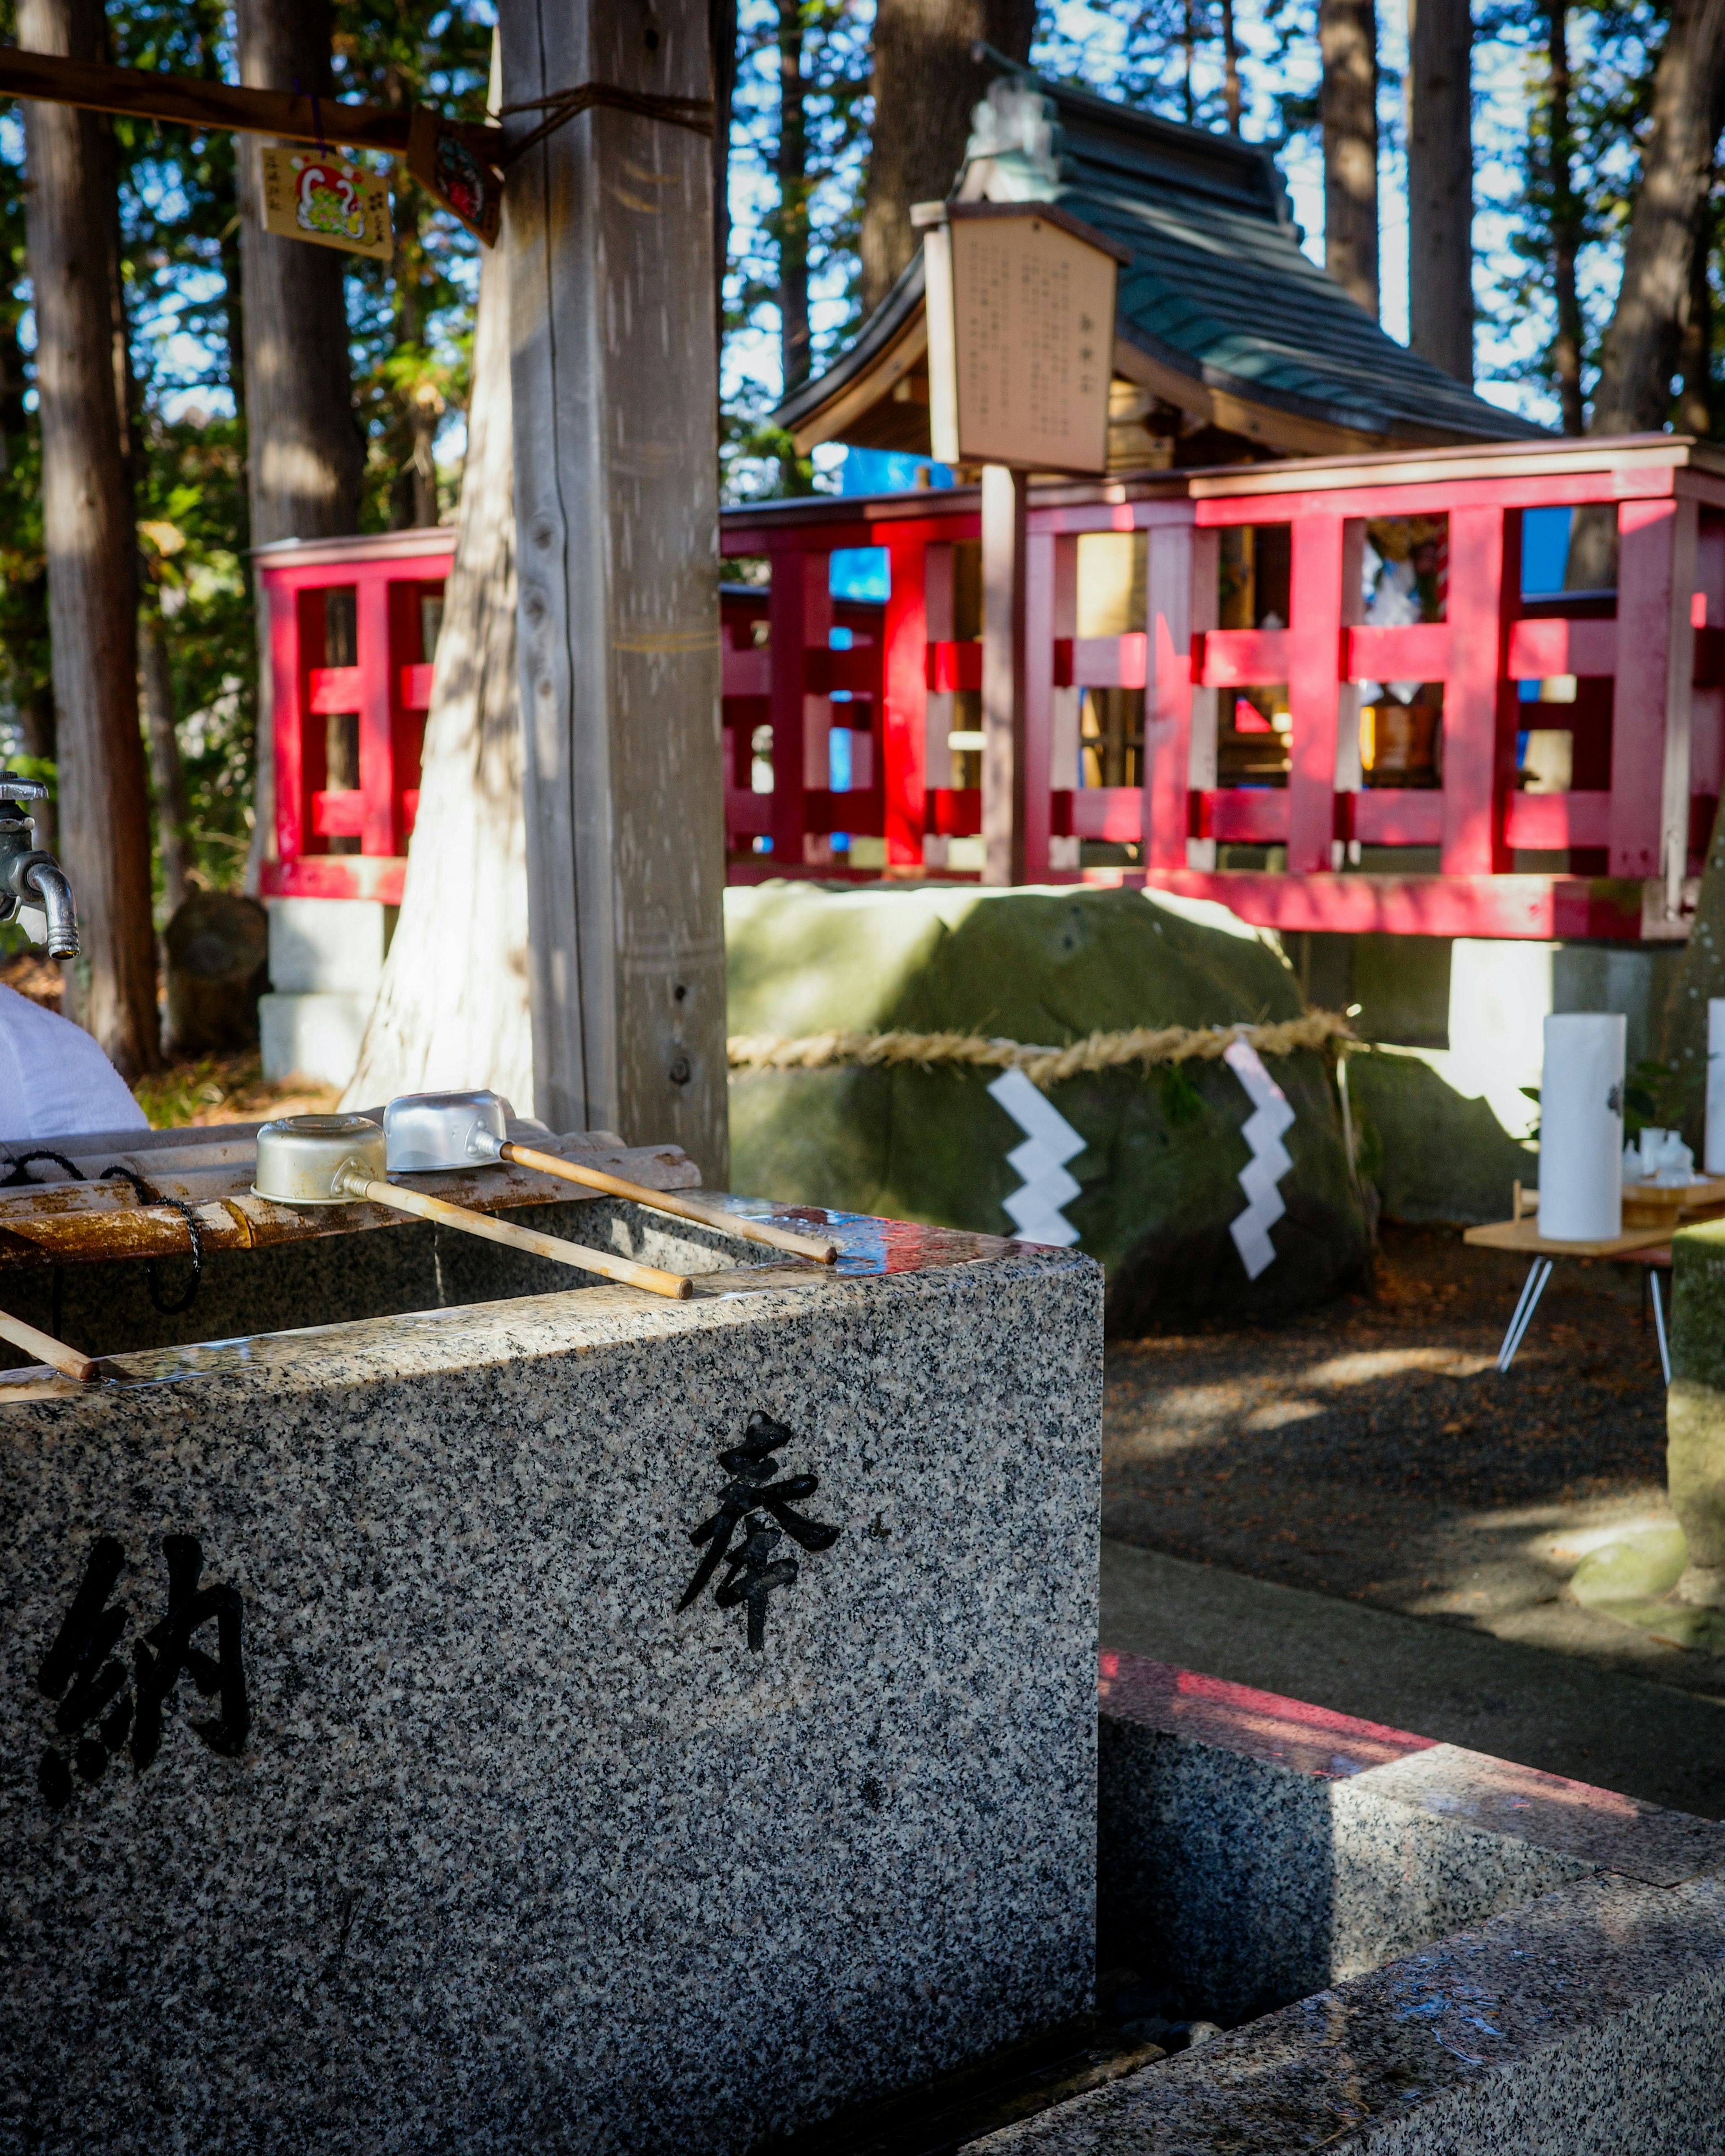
(726, 882, 1369, 1332)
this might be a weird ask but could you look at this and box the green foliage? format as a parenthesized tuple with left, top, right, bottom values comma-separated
(1158, 1061, 1205, 1126)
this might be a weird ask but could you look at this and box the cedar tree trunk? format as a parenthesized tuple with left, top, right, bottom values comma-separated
(1407, 0, 1474, 383)
(858, 0, 1035, 314)
(234, 0, 364, 889)
(777, 0, 809, 395)
(341, 232, 531, 1113)
(1321, 0, 1380, 317)
(1548, 0, 1586, 433)
(139, 607, 190, 918)
(19, 0, 159, 1077)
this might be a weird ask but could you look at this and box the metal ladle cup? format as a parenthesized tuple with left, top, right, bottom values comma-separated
(251, 1114, 693, 1299)
(380, 1090, 838, 1265)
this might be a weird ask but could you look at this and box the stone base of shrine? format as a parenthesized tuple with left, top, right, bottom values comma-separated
(1, 1219, 1100, 2153)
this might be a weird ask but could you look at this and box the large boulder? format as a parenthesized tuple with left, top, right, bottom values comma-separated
(727, 883, 1369, 1332)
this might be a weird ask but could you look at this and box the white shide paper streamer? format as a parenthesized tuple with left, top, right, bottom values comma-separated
(1708, 999, 1725, 1176)
(988, 1067, 1084, 1246)
(1225, 1039, 1295, 1281)
(1536, 1012, 1625, 1242)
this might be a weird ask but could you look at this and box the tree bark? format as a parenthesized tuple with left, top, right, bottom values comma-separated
(19, 0, 159, 1078)
(139, 607, 190, 919)
(1406, 0, 1474, 383)
(1586, 0, 1725, 436)
(1548, 0, 1585, 433)
(232, 0, 363, 548)
(1679, 195, 1715, 435)
(1221, 0, 1242, 134)
(234, 0, 363, 893)
(711, 0, 737, 351)
(1321, 0, 1380, 317)
(776, 0, 809, 396)
(858, 0, 1035, 314)
(341, 236, 532, 1114)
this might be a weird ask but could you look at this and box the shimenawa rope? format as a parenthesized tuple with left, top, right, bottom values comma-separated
(725, 1009, 1353, 1092)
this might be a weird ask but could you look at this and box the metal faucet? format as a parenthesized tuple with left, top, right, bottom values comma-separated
(0, 771, 79, 961)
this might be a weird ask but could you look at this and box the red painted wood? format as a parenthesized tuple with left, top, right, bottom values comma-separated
(802, 646, 878, 695)
(1022, 528, 1056, 879)
(1193, 629, 1293, 687)
(1054, 633, 1149, 689)
(1139, 868, 1644, 938)
(271, 587, 306, 867)
(355, 578, 395, 857)
(1286, 516, 1347, 873)
(1142, 525, 1198, 873)
(927, 640, 984, 692)
(308, 664, 364, 714)
(1053, 787, 1144, 841)
(1440, 505, 1520, 875)
(768, 549, 828, 868)
(1505, 617, 1618, 680)
(258, 854, 408, 904)
(721, 646, 772, 698)
(399, 662, 436, 709)
(884, 538, 928, 868)
(312, 790, 366, 837)
(1192, 789, 1291, 843)
(1191, 467, 1680, 528)
(1348, 791, 1444, 846)
(1612, 499, 1681, 880)
(1503, 790, 1611, 849)
(402, 788, 420, 834)
(924, 788, 983, 836)
(1345, 624, 1450, 682)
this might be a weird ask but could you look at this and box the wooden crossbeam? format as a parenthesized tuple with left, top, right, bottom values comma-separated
(0, 47, 502, 163)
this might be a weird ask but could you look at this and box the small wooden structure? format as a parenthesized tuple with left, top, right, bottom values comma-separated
(255, 527, 455, 907)
(722, 434, 1725, 940)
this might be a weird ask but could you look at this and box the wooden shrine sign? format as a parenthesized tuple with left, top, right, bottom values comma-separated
(915, 201, 1128, 477)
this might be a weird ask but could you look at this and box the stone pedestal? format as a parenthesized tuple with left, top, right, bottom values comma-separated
(1, 1213, 1100, 2151)
(258, 896, 394, 1087)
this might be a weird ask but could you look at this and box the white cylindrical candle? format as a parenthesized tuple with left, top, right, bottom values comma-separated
(1707, 1001, 1725, 1175)
(1537, 1013, 1625, 1242)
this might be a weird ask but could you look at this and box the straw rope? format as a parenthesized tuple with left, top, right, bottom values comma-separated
(725, 1009, 1353, 1091)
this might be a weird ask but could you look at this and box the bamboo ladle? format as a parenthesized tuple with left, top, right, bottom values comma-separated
(253, 1115, 694, 1300)
(0, 1303, 100, 1384)
(381, 1090, 839, 1266)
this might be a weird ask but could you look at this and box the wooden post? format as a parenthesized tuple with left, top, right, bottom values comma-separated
(1286, 514, 1346, 875)
(1142, 518, 1198, 875)
(1441, 504, 1520, 876)
(1022, 525, 1056, 881)
(1615, 496, 1698, 908)
(982, 464, 1028, 886)
(883, 534, 928, 870)
(500, 0, 728, 1178)
(767, 543, 831, 870)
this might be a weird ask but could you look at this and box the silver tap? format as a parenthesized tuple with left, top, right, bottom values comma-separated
(0, 770, 79, 961)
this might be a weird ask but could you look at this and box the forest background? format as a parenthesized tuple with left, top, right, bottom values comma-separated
(0, 0, 1703, 999)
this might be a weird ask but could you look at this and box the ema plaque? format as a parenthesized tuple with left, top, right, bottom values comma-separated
(920, 203, 1125, 475)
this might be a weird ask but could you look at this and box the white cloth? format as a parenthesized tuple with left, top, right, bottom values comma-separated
(0, 983, 148, 1142)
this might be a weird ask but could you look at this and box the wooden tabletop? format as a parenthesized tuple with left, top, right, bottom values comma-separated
(1463, 1215, 1679, 1259)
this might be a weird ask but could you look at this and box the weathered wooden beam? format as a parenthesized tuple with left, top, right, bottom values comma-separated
(500, 0, 727, 1177)
(0, 44, 502, 159)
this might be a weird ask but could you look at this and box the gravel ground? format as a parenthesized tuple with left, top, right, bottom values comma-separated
(1103, 1221, 1725, 1700)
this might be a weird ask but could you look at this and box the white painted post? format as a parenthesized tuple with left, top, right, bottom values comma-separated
(499, 0, 728, 1178)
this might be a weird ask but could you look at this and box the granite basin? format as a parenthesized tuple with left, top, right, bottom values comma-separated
(1, 1207, 1102, 2153)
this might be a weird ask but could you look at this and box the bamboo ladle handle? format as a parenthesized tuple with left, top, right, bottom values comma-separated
(334, 1171, 693, 1299)
(499, 1144, 839, 1265)
(0, 1303, 100, 1383)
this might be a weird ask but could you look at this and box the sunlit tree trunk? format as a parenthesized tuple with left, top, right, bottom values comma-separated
(341, 234, 532, 1113)
(1548, 0, 1586, 433)
(139, 608, 190, 919)
(1407, 0, 1474, 382)
(234, 0, 363, 889)
(19, 0, 159, 1077)
(1321, 0, 1380, 317)
(858, 0, 1035, 314)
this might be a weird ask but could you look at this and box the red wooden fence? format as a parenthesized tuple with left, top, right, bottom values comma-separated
(722, 435, 1725, 940)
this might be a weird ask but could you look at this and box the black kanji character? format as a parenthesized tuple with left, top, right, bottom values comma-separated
(36, 1536, 131, 1807)
(714, 1516, 800, 1651)
(132, 1535, 249, 1767)
(34, 1534, 248, 1809)
(677, 1411, 840, 1649)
